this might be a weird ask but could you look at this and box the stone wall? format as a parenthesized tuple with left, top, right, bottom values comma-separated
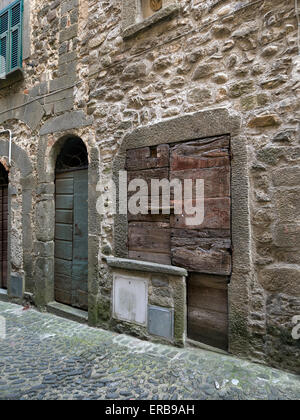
(0, 0, 298, 373)
(85, 0, 300, 373)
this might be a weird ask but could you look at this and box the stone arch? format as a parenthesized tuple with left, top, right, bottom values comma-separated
(0, 94, 44, 131)
(112, 107, 252, 358)
(0, 139, 34, 299)
(35, 132, 101, 325)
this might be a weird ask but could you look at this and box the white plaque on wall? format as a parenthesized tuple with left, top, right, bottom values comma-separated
(113, 274, 148, 325)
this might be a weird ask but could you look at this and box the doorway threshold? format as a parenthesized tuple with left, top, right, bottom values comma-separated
(47, 301, 88, 324)
(0, 288, 9, 302)
(186, 338, 228, 356)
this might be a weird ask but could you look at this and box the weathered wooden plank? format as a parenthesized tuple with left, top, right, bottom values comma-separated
(54, 258, 72, 277)
(188, 273, 229, 290)
(129, 250, 171, 265)
(170, 198, 231, 230)
(128, 167, 169, 197)
(54, 273, 72, 292)
(171, 228, 231, 245)
(188, 278, 228, 313)
(172, 246, 231, 275)
(126, 144, 169, 170)
(54, 288, 72, 306)
(170, 166, 230, 198)
(187, 307, 228, 351)
(76, 289, 88, 311)
(55, 223, 73, 241)
(170, 136, 230, 171)
(55, 178, 74, 194)
(188, 270, 228, 350)
(128, 212, 170, 223)
(56, 172, 74, 180)
(55, 194, 73, 210)
(72, 169, 88, 309)
(128, 222, 170, 254)
(55, 209, 73, 224)
(55, 240, 73, 261)
(172, 235, 231, 250)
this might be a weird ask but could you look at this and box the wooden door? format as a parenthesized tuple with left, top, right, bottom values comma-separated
(126, 135, 231, 351)
(0, 184, 8, 289)
(170, 136, 231, 350)
(55, 169, 88, 310)
(126, 145, 171, 265)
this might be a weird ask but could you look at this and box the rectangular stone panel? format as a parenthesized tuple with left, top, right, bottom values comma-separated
(113, 273, 148, 325)
(148, 305, 174, 340)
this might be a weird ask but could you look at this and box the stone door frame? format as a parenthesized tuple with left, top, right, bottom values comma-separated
(35, 131, 101, 326)
(113, 107, 253, 357)
(0, 140, 33, 300)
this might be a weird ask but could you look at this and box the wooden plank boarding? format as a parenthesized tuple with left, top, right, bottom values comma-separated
(126, 135, 231, 351)
(187, 273, 229, 351)
(54, 170, 88, 311)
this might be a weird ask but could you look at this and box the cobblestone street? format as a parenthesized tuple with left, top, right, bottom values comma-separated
(0, 301, 299, 400)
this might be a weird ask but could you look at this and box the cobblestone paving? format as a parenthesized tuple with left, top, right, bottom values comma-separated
(0, 301, 299, 400)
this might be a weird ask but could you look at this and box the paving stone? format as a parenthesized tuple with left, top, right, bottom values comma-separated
(0, 301, 299, 400)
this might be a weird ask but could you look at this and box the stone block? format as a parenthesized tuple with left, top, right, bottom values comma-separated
(35, 199, 55, 242)
(272, 167, 300, 187)
(10, 273, 24, 298)
(39, 111, 93, 135)
(59, 24, 78, 43)
(274, 189, 300, 222)
(273, 224, 300, 248)
(259, 265, 300, 296)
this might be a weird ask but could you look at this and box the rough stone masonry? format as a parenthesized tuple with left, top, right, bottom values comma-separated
(0, 0, 299, 374)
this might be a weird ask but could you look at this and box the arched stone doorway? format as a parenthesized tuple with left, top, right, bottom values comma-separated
(0, 163, 8, 290)
(54, 137, 89, 310)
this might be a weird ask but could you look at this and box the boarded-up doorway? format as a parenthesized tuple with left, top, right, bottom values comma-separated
(0, 164, 8, 289)
(54, 138, 88, 310)
(126, 135, 231, 351)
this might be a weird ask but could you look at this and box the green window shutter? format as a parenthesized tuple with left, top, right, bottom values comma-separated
(10, 1, 22, 71)
(0, 0, 22, 76)
(0, 11, 9, 76)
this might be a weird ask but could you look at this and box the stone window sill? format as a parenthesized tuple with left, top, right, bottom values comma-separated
(106, 256, 188, 277)
(122, 3, 180, 39)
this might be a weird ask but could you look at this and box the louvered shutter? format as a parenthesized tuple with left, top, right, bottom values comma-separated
(10, 1, 21, 71)
(0, 11, 9, 77)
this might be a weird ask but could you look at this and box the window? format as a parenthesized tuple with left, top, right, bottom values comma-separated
(0, 0, 23, 78)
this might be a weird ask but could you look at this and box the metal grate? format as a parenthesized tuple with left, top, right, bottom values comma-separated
(56, 138, 88, 172)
